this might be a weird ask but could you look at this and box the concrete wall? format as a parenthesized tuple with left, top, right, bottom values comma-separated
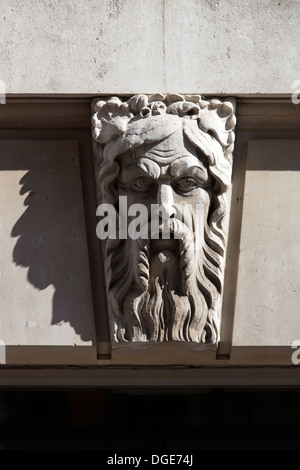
(1, 0, 299, 95)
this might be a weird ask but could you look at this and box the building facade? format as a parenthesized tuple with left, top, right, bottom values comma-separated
(0, 0, 299, 449)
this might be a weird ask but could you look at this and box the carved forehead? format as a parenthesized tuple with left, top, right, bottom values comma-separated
(133, 127, 198, 163)
(118, 127, 202, 168)
(117, 122, 210, 181)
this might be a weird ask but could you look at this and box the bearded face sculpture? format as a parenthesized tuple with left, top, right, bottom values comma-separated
(92, 94, 236, 345)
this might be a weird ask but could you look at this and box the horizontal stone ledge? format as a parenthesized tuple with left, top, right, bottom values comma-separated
(0, 97, 298, 130)
(0, 365, 300, 388)
(1, 346, 97, 366)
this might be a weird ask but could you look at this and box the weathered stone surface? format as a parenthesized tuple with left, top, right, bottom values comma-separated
(0, 0, 299, 95)
(232, 140, 300, 352)
(0, 140, 96, 364)
(92, 94, 236, 344)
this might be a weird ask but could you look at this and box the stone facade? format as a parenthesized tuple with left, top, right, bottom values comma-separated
(1, 0, 299, 95)
(0, 1, 299, 384)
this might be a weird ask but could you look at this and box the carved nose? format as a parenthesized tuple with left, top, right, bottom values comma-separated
(157, 182, 176, 219)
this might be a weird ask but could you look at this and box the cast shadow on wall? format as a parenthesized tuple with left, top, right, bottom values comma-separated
(7, 146, 95, 343)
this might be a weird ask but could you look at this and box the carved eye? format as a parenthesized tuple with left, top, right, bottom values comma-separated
(133, 178, 154, 191)
(175, 177, 199, 192)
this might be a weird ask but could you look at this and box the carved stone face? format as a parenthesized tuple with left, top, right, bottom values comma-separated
(111, 129, 220, 343)
(92, 94, 236, 345)
(118, 129, 210, 285)
(117, 133, 210, 306)
(118, 132, 210, 213)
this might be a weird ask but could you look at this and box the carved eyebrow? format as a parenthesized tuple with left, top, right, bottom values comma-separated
(120, 158, 161, 182)
(170, 165, 208, 180)
(119, 164, 157, 184)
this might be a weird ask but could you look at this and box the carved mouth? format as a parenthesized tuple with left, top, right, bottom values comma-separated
(149, 237, 181, 293)
(150, 238, 179, 255)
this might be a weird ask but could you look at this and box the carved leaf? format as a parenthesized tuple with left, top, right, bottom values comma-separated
(165, 93, 185, 105)
(97, 117, 129, 144)
(185, 94, 201, 104)
(128, 94, 149, 113)
(197, 98, 236, 150)
(167, 101, 200, 118)
(148, 93, 166, 103)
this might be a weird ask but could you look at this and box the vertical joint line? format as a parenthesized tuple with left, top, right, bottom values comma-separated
(162, 0, 166, 91)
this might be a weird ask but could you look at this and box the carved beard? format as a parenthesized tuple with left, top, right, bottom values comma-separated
(105, 210, 222, 344)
